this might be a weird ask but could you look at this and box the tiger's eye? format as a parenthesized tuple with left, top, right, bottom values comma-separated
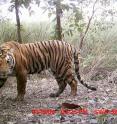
(6, 59, 10, 64)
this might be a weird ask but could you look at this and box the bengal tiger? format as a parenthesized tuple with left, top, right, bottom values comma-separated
(0, 40, 96, 100)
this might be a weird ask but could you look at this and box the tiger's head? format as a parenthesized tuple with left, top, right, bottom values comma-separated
(0, 45, 15, 88)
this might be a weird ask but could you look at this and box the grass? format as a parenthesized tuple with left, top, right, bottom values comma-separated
(0, 19, 117, 71)
(0, 20, 52, 43)
(0, 20, 17, 43)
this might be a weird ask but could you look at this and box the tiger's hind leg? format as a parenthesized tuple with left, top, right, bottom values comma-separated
(66, 76, 77, 96)
(63, 68, 77, 96)
(49, 78, 67, 97)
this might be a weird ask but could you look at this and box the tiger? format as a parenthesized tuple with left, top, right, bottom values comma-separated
(0, 40, 96, 100)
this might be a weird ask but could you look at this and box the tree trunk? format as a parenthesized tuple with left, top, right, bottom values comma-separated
(55, 0, 62, 41)
(15, 0, 22, 43)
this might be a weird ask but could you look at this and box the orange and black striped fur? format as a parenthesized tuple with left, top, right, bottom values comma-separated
(0, 40, 96, 100)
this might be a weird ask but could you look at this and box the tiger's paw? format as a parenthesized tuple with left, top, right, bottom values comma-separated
(70, 92, 77, 96)
(49, 93, 59, 97)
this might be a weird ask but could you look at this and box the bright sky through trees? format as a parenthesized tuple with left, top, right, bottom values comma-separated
(0, 0, 49, 22)
(1, 0, 117, 23)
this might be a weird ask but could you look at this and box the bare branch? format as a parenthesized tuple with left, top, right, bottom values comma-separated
(79, 0, 98, 50)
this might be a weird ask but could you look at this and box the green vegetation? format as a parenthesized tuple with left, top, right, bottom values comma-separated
(0, 20, 52, 43)
(0, 19, 117, 70)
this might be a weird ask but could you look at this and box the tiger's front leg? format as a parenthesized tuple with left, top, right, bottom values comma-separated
(15, 70, 27, 101)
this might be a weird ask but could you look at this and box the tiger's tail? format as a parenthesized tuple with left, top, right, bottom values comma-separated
(74, 49, 96, 91)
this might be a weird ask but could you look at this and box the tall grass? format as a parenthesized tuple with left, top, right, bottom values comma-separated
(83, 22, 117, 70)
(21, 22, 52, 43)
(0, 19, 117, 70)
(0, 20, 52, 43)
(0, 20, 17, 43)
(64, 21, 117, 70)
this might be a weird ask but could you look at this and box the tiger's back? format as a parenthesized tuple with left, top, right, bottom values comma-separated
(19, 40, 74, 75)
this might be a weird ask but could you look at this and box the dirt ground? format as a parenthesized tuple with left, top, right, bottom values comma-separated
(0, 69, 117, 124)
